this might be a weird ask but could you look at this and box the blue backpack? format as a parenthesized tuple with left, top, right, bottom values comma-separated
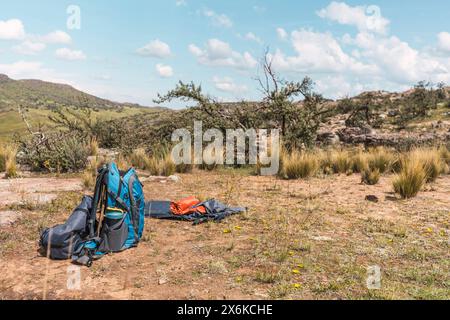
(71, 162, 145, 266)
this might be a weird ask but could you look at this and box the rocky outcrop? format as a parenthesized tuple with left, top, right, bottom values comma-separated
(335, 127, 450, 148)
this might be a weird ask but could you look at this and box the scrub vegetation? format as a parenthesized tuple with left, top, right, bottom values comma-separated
(0, 58, 449, 300)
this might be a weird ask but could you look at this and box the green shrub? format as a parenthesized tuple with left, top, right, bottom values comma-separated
(20, 134, 89, 173)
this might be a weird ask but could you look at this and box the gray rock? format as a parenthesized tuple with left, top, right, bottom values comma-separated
(168, 175, 181, 183)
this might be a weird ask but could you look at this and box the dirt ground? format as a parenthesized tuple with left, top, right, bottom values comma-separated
(0, 169, 449, 300)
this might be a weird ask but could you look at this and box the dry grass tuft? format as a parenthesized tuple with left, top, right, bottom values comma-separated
(144, 153, 176, 176)
(129, 148, 149, 170)
(393, 155, 426, 198)
(282, 150, 320, 179)
(1, 144, 18, 178)
(409, 148, 444, 183)
(88, 137, 99, 157)
(367, 147, 396, 173)
(331, 150, 353, 174)
(361, 166, 380, 185)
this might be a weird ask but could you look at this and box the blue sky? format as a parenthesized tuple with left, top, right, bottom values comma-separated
(0, 0, 449, 107)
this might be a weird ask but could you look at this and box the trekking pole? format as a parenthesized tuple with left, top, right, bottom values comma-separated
(96, 187, 106, 237)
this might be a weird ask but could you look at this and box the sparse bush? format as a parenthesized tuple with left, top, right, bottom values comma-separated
(282, 150, 319, 179)
(393, 156, 426, 198)
(19, 133, 89, 173)
(361, 167, 380, 185)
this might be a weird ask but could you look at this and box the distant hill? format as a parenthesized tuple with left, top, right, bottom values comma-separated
(0, 74, 171, 141)
(0, 74, 160, 111)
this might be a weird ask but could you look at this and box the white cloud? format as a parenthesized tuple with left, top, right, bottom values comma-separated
(317, 1, 390, 35)
(245, 32, 262, 44)
(269, 24, 450, 99)
(39, 30, 72, 44)
(0, 19, 25, 40)
(276, 27, 288, 40)
(137, 39, 172, 58)
(189, 39, 257, 70)
(270, 29, 377, 75)
(438, 32, 450, 52)
(11, 30, 71, 55)
(212, 76, 248, 95)
(202, 9, 233, 28)
(55, 47, 86, 61)
(352, 32, 449, 84)
(176, 0, 187, 7)
(0, 60, 71, 84)
(13, 41, 46, 55)
(156, 63, 174, 78)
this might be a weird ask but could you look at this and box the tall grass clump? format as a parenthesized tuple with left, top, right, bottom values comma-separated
(160, 154, 176, 176)
(129, 148, 149, 170)
(145, 157, 161, 176)
(438, 145, 450, 174)
(361, 167, 380, 185)
(281, 150, 319, 179)
(0, 144, 7, 172)
(393, 156, 426, 198)
(351, 150, 369, 173)
(144, 153, 176, 176)
(409, 148, 444, 183)
(367, 147, 396, 173)
(88, 137, 99, 157)
(1, 144, 18, 178)
(115, 154, 131, 171)
(81, 170, 95, 189)
(331, 149, 353, 174)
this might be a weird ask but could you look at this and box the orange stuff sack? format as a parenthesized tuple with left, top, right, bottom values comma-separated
(170, 196, 207, 215)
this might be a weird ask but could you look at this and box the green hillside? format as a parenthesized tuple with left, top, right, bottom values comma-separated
(0, 74, 170, 141)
